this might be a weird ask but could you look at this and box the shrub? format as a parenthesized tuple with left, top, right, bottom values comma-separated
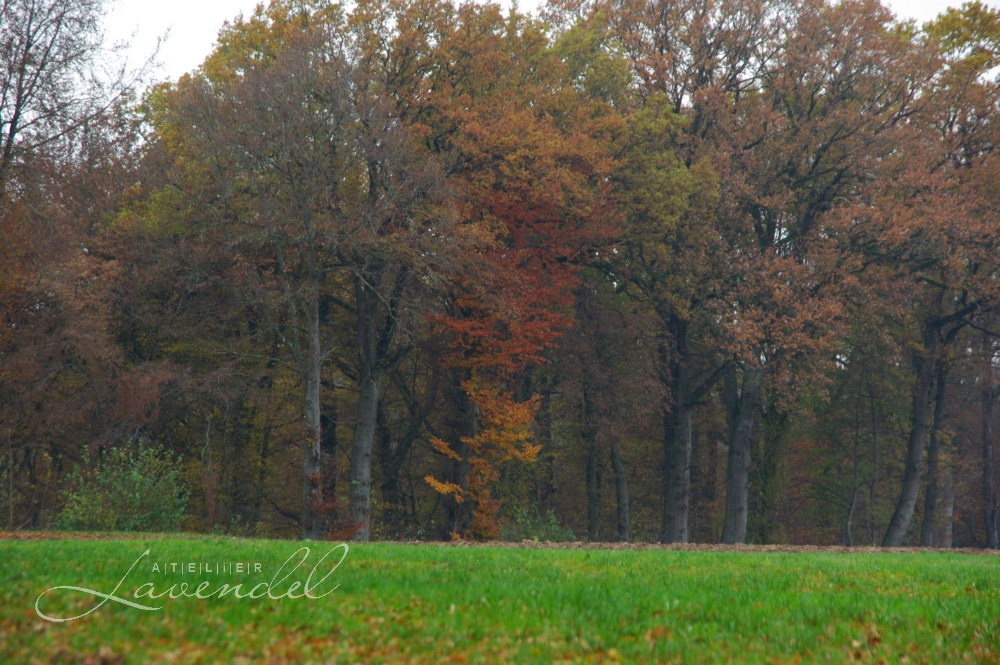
(500, 505, 576, 542)
(58, 443, 189, 532)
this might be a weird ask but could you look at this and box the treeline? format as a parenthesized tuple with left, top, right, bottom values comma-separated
(2, 0, 1000, 547)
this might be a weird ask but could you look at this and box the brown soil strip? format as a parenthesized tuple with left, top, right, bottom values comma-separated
(0, 532, 172, 540)
(2, 532, 998, 554)
(386, 540, 1000, 555)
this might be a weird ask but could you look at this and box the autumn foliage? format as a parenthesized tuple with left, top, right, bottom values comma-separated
(426, 378, 542, 540)
(3, 0, 1000, 549)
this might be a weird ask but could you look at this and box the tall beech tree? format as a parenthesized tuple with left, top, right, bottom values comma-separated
(349, 0, 618, 537)
(1, 0, 147, 325)
(840, 1, 1000, 547)
(146, 2, 451, 539)
(977, 332, 999, 549)
(550, 270, 663, 541)
(561, 0, 928, 543)
(612, 95, 724, 544)
(0, 0, 155, 531)
(711, 0, 933, 544)
(924, 1, 1000, 551)
(0, 99, 153, 529)
(1, 0, 139, 363)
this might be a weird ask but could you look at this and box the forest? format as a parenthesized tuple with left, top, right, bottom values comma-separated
(2, 0, 1000, 549)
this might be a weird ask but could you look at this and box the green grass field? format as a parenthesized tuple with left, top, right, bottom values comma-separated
(1, 537, 997, 664)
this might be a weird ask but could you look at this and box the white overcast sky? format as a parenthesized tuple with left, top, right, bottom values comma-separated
(104, 0, 999, 84)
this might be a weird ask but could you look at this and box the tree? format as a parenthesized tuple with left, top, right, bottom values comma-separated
(852, 2, 1000, 546)
(977, 333, 999, 548)
(561, 0, 927, 544)
(146, 1, 451, 539)
(0, 0, 126, 196)
(350, 0, 618, 538)
(1, 0, 142, 359)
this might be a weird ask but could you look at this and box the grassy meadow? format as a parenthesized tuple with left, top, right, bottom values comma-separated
(1, 536, 998, 664)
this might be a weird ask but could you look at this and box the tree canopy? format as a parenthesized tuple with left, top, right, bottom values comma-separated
(2, 0, 1000, 549)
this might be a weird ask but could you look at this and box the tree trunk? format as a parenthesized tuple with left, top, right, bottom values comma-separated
(448, 385, 478, 536)
(844, 485, 859, 547)
(661, 405, 692, 543)
(610, 432, 630, 542)
(585, 450, 600, 541)
(984, 376, 998, 550)
(846, 376, 864, 547)
(535, 380, 557, 511)
(253, 420, 272, 526)
(750, 408, 788, 544)
(882, 344, 938, 547)
(320, 400, 338, 523)
(349, 368, 381, 541)
(920, 364, 948, 547)
(302, 282, 323, 540)
(349, 278, 383, 541)
(868, 385, 880, 546)
(721, 365, 762, 544)
(942, 453, 955, 549)
(581, 385, 601, 541)
(661, 318, 691, 543)
(375, 405, 400, 533)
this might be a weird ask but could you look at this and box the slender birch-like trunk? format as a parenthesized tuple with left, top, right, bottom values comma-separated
(610, 432, 630, 542)
(302, 274, 324, 540)
(350, 277, 384, 541)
